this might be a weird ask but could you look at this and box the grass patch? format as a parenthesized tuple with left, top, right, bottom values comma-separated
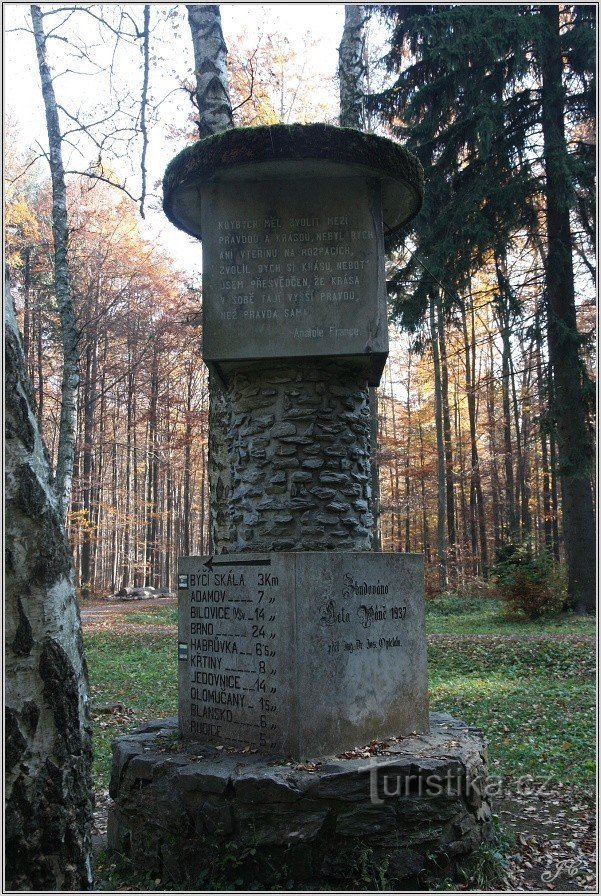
(428, 637, 595, 787)
(84, 631, 177, 789)
(121, 605, 177, 625)
(426, 596, 596, 635)
(84, 600, 595, 793)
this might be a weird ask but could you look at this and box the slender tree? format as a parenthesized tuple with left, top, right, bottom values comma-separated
(429, 292, 448, 589)
(187, 4, 234, 137)
(338, 4, 367, 130)
(31, 4, 79, 521)
(186, 4, 235, 553)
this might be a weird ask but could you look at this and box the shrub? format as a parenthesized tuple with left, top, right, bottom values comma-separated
(491, 542, 567, 619)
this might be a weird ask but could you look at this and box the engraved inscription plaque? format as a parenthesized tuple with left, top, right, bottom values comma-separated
(178, 552, 429, 758)
(200, 176, 388, 384)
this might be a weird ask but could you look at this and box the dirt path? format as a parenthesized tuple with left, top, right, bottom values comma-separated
(498, 783, 596, 891)
(80, 596, 177, 635)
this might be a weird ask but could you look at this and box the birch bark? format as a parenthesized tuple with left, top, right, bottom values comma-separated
(31, 4, 79, 522)
(186, 4, 234, 553)
(5, 281, 93, 889)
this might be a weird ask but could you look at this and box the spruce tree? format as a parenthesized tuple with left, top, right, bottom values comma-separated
(369, 4, 596, 612)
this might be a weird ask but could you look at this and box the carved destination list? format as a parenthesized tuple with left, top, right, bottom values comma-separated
(200, 175, 388, 382)
(178, 553, 429, 757)
(178, 555, 294, 752)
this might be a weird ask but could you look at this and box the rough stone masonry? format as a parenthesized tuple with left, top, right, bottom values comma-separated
(224, 360, 372, 551)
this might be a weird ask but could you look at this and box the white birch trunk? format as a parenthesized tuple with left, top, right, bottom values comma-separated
(338, 4, 367, 130)
(5, 281, 93, 889)
(31, 4, 79, 522)
(187, 4, 234, 138)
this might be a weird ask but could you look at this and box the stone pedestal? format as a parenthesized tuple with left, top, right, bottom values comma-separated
(108, 713, 492, 889)
(178, 552, 429, 757)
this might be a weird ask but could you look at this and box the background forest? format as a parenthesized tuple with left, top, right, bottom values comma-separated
(5, 3, 596, 610)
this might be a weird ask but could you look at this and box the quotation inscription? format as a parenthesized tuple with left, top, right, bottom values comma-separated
(215, 214, 370, 336)
(200, 175, 387, 368)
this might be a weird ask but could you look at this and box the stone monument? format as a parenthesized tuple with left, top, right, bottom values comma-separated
(107, 125, 491, 888)
(178, 551, 428, 757)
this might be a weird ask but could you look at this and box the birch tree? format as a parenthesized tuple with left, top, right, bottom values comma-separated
(31, 4, 78, 521)
(338, 4, 367, 130)
(186, 3, 234, 552)
(5, 281, 93, 889)
(338, 4, 381, 549)
(187, 4, 234, 137)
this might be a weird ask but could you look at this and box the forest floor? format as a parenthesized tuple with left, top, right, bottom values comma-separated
(81, 595, 596, 891)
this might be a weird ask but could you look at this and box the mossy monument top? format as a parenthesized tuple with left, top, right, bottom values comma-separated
(163, 124, 423, 385)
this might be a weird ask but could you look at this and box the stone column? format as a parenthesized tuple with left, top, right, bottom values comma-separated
(163, 124, 424, 556)
(223, 360, 372, 552)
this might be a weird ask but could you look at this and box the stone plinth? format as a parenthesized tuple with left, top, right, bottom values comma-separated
(178, 552, 429, 758)
(107, 713, 492, 889)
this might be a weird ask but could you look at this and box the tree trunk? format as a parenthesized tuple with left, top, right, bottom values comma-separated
(121, 365, 134, 589)
(388, 365, 402, 549)
(31, 4, 79, 522)
(539, 4, 596, 613)
(455, 380, 470, 581)
(36, 299, 44, 426)
(187, 4, 234, 138)
(404, 354, 412, 553)
(487, 335, 502, 551)
(437, 294, 456, 580)
(494, 255, 517, 539)
(187, 4, 234, 556)
(517, 345, 533, 540)
(417, 413, 431, 562)
(534, 306, 554, 554)
(338, 5, 367, 129)
(429, 292, 447, 590)
(461, 293, 488, 577)
(80, 336, 97, 596)
(5, 282, 93, 889)
(339, 4, 380, 550)
(145, 349, 159, 587)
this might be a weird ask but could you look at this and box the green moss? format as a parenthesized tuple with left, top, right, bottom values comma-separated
(162, 123, 423, 249)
